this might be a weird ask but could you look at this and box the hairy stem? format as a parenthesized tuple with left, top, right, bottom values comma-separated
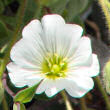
(61, 91, 73, 110)
(98, 0, 110, 31)
(95, 76, 110, 110)
(2, 73, 15, 97)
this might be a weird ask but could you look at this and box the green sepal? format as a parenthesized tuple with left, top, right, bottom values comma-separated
(14, 83, 40, 103)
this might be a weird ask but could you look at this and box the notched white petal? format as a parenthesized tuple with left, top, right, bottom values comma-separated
(69, 37, 92, 68)
(7, 62, 31, 87)
(65, 76, 94, 98)
(22, 19, 43, 39)
(7, 62, 42, 87)
(89, 54, 100, 77)
(64, 24, 83, 57)
(66, 24, 83, 38)
(36, 79, 48, 94)
(45, 79, 66, 97)
(69, 53, 100, 77)
(36, 79, 66, 97)
(10, 38, 45, 69)
(41, 14, 65, 27)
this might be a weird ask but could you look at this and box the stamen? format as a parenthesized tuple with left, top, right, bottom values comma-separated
(41, 54, 68, 79)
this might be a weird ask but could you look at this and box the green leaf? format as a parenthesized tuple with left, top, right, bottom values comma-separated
(48, 0, 69, 14)
(103, 60, 110, 94)
(0, 15, 17, 28)
(13, 103, 26, 110)
(0, 53, 4, 59)
(3, 0, 14, 6)
(0, 44, 9, 59)
(0, 20, 10, 48)
(23, 0, 37, 25)
(65, 0, 89, 22)
(39, 0, 62, 6)
(73, 16, 85, 27)
(0, 2, 4, 14)
(39, 0, 69, 14)
(14, 83, 39, 103)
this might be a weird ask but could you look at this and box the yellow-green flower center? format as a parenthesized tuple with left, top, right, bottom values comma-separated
(42, 54, 68, 79)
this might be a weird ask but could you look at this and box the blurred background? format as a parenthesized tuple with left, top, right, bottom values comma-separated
(0, 0, 110, 110)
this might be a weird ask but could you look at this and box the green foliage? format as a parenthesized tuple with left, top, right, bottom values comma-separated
(0, 81, 4, 104)
(0, 2, 4, 14)
(0, 20, 10, 48)
(38, 0, 89, 22)
(39, 0, 63, 6)
(0, 15, 17, 29)
(13, 103, 26, 110)
(65, 0, 89, 22)
(2, 0, 14, 6)
(103, 60, 110, 94)
(23, 0, 37, 25)
(14, 83, 39, 103)
(48, 0, 69, 14)
(73, 16, 85, 27)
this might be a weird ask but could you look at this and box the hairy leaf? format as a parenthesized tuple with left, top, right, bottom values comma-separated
(104, 60, 110, 94)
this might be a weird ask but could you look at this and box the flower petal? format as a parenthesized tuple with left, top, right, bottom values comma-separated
(10, 38, 45, 69)
(65, 75, 94, 98)
(68, 37, 92, 68)
(90, 54, 100, 76)
(7, 62, 42, 87)
(41, 14, 65, 54)
(36, 78, 67, 97)
(41, 14, 83, 56)
(22, 19, 43, 40)
(55, 24, 83, 57)
(64, 24, 83, 57)
(69, 54, 100, 77)
(41, 14, 65, 29)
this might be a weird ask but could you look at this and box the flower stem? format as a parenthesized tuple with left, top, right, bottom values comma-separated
(2, 73, 15, 97)
(95, 76, 110, 110)
(80, 97, 87, 110)
(98, 0, 110, 31)
(61, 91, 73, 110)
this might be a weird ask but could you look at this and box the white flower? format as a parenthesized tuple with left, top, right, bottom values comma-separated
(7, 14, 100, 98)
